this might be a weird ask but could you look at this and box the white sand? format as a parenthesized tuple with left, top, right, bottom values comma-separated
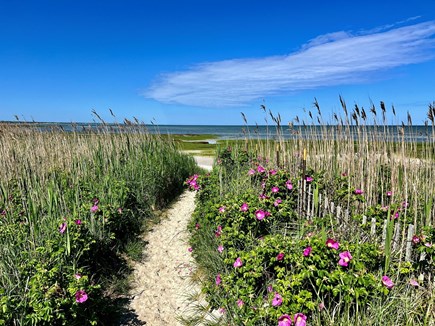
(193, 156, 214, 171)
(128, 158, 213, 325)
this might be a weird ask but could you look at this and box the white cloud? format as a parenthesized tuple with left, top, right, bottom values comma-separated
(144, 21, 435, 107)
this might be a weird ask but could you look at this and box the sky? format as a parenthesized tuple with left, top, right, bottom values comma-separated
(1, 0, 435, 125)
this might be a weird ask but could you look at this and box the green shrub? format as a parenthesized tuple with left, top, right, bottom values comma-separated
(188, 161, 434, 325)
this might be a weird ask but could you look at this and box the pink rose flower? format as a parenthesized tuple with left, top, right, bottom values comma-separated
(338, 251, 352, 267)
(278, 314, 292, 326)
(391, 211, 400, 220)
(276, 252, 284, 261)
(240, 203, 249, 212)
(294, 313, 307, 326)
(75, 290, 88, 303)
(259, 194, 269, 200)
(382, 275, 394, 289)
(215, 225, 222, 237)
(326, 238, 340, 250)
(59, 222, 67, 234)
(215, 274, 221, 286)
(412, 235, 420, 245)
(271, 186, 280, 193)
(255, 210, 269, 220)
(218, 245, 224, 253)
(272, 292, 283, 306)
(409, 279, 419, 287)
(233, 257, 243, 268)
(303, 246, 312, 257)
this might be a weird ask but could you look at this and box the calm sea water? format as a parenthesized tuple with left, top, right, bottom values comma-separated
(153, 125, 435, 142)
(3, 122, 435, 142)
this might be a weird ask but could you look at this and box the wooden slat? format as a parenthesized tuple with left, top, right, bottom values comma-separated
(371, 218, 376, 235)
(405, 224, 415, 262)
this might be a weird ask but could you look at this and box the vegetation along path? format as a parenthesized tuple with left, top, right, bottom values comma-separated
(129, 157, 213, 325)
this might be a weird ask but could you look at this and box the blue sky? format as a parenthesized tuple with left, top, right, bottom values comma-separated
(1, 0, 435, 125)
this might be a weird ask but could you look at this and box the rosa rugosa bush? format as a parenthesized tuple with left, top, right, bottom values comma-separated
(205, 233, 385, 325)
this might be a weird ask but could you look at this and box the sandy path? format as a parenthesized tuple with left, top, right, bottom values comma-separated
(193, 155, 214, 171)
(128, 157, 212, 325)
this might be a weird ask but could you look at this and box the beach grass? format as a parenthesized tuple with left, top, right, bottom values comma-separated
(0, 120, 198, 324)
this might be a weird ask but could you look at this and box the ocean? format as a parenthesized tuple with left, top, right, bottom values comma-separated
(2, 122, 435, 142)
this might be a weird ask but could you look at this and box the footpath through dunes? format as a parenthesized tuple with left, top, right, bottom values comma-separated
(128, 156, 213, 325)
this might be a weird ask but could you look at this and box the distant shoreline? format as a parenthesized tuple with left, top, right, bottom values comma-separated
(1, 121, 434, 142)
(0, 120, 430, 127)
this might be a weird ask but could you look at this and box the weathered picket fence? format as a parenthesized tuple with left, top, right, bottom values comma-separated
(297, 179, 425, 264)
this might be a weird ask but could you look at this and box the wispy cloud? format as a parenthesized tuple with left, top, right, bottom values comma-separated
(144, 21, 435, 107)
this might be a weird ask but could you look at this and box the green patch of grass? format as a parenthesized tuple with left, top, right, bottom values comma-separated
(124, 238, 146, 262)
(172, 134, 218, 141)
(156, 133, 219, 155)
(176, 141, 216, 151)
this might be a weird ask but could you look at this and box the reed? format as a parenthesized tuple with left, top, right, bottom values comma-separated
(0, 116, 197, 324)
(242, 100, 435, 229)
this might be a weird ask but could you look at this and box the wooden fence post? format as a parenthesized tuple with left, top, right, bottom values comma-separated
(382, 220, 387, 247)
(324, 196, 329, 215)
(405, 224, 415, 262)
(312, 192, 422, 267)
(297, 180, 301, 217)
(336, 206, 341, 221)
(307, 184, 312, 218)
(392, 223, 401, 251)
(370, 218, 376, 235)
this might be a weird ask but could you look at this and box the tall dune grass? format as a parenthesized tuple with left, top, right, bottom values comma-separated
(242, 100, 435, 229)
(0, 119, 197, 324)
